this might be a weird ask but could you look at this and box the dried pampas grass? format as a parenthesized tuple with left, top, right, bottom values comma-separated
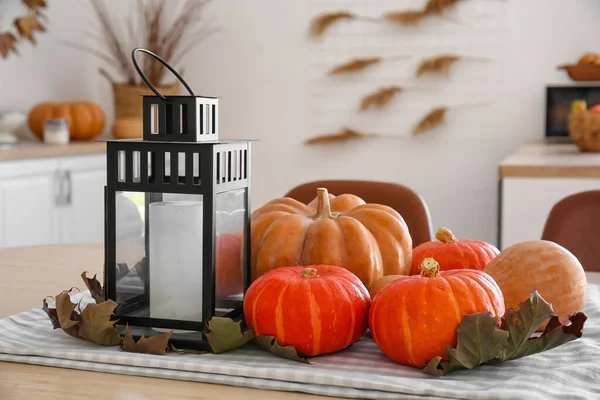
(328, 55, 409, 75)
(0, 33, 18, 58)
(309, 11, 355, 37)
(416, 54, 490, 77)
(305, 127, 405, 145)
(383, 10, 429, 25)
(413, 107, 448, 134)
(328, 57, 382, 75)
(413, 101, 492, 134)
(360, 86, 403, 111)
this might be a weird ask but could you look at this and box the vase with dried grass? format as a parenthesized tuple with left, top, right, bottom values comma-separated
(67, 0, 218, 138)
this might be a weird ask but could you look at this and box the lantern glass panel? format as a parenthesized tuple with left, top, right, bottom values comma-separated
(115, 190, 205, 322)
(215, 188, 246, 312)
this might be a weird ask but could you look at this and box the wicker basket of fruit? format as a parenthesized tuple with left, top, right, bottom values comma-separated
(569, 100, 600, 152)
(558, 52, 600, 81)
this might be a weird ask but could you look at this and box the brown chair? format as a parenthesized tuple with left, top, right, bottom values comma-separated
(284, 180, 433, 247)
(541, 190, 600, 272)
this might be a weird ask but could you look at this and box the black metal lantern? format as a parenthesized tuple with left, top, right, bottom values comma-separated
(104, 48, 253, 350)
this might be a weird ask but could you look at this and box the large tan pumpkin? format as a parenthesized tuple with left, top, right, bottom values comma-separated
(250, 187, 412, 287)
(28, 102, 106, 141)
(484, 240, 587, 329)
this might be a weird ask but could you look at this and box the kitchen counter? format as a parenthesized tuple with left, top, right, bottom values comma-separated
(0, 141, 106, 162)
(499, 142, 600, 178)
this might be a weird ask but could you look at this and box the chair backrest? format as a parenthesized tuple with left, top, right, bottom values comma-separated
(541, 190, 600, 272)
(284, 180, 433, 247)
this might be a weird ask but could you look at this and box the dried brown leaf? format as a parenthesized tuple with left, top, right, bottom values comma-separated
(81, 271, 105, 304)
(78, 300, 122, 346)
(55, 290, 81, 331)
(13, 13, 45, 44)
(0, 33, 18, 58)
(328, 57, 382, 75)
(424, 0, 459, 15)
(417, 55, 461, 77)
(383, 10, 428, 25)
(42, 297, 61, 330)
(305, 128, 370, 145)
(23, 0, 47, 9)
(360, 86, 403, 111)
(309, 11, 355, 37)
(121, 324, 173, 355)
(413, 107, 448, 134)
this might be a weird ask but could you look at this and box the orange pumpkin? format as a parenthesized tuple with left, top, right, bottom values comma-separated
(28, 101, 106, 141)
(367, 275, 403, 299)
(250, 187, 412, 288)
(244, 264, 371, 357)
(410, 227, 499, 275)
(215, 232, 243, 298)
(484, 240, 587, 330)
(369, 258, 505, 368)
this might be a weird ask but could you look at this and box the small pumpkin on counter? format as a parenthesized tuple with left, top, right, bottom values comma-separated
(28, 101, 106, 141)
(484, 240, 587, 331)
(250, 187, 412, 288)
(369, 258, 505, 368)
(243, 264, 371, 357)
(410, 227, 499, 275)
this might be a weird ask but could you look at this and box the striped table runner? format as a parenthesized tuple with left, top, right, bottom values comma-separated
(0, 286, 599, 400)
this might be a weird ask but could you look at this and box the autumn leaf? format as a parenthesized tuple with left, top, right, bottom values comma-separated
(55, 290, 81, 331)
(121, 324, 173, 355)
(424, 290, 587, 376)
(42, 297, 61, 329)
(81, 271, 105, 303)
(204, 316, 255, 354)
(253, 336, 310, 364)
(78, 300, 122, 346)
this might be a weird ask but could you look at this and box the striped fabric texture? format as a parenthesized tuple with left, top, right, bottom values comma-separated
(0, 285, 599, 400)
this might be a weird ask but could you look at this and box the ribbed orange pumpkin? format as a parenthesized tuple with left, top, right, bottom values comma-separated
(244, 264, 371, 357)
(484, 240, 587, 331)
(28, 101, 106, 141)
(410, 227, 499, 275)
(251, 188, 412, 287)
(369, 258, 505, 368)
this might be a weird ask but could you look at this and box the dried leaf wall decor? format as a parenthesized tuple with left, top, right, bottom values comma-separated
(413, 101, 492, 134)
(0, 33, 18, 58)
(328, 55, 409, 75)
(416, 54, 491, 77)
(309, 11, 355, 37)
(359, 86, 433, 111)
(309, 0, 486, 37)
(360, 86, 403, 111)
(305, 127, 406, 145)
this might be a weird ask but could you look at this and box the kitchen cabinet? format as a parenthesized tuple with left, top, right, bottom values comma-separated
(498, 142, 600, 250)
(0, 152, 106, 248)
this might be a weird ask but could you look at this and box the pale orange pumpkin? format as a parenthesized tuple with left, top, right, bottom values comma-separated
(28, 102, 106, 141)
(484, 240, 587, 330)
(368, 275, 404, 299)
(215, 232, 243, 298)
(250, 187, 412, 288)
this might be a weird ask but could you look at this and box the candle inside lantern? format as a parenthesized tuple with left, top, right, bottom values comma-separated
(149, 200, 203, 322)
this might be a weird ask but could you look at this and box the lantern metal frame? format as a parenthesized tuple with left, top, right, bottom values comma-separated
(103, 48, 253, 350)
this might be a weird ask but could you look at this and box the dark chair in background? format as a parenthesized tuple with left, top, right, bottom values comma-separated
(542, 190, 600, 272)
(284, 180, 433, 247)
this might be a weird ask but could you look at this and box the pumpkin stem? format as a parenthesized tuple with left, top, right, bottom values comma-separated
(420, 258, 441, 278)
(300, 267, 319, 278)
(312, 188, 334, 220)
(436, 227, 458, 243)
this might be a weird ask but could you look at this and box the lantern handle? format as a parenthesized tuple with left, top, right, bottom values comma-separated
(131, 47, 196, 101)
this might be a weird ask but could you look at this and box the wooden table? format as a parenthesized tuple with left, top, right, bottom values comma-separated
(0, 245, 598, 400)
(0, 244, 339, 400)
